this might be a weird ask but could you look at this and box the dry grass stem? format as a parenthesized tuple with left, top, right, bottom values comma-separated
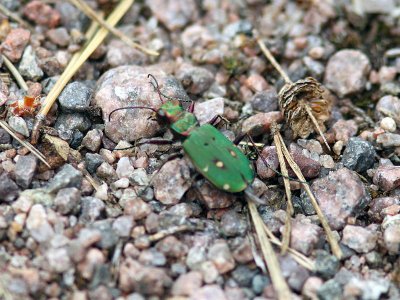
(248, 233, 267, 273)
(257, 38, 291, 84)
(68, 0, 159, 56)
(261, 222, 315, 271)
(304, 104, 331, 150)
(239, 141, 264, 148)
(148, 224, 203, 242)
(272, 124, 294, 254)
(32, 0, 133, 144)
(247, 197, 292, 300)
(0, 3, 33, 30)
(0, 120, 50, 167)
(2, 55, 28, 91)
(276, 131, 343, 259)
(83, 170, 100, 191)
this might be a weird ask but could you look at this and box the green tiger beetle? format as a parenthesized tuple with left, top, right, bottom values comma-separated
(109, 74, 298, 197)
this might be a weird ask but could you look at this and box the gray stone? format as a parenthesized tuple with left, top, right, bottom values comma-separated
(315, 250, 340, 279)
(55, 113, 92, 137)
(252, 274, 270, 295)
(59, 81, 92, 112)
(231, 265, 258, 287)
(80, 197, 105, 223)
(303, 56, 325, 78)
(91, 220, 119, 249)
(375, 95, 400, 126)
(342, 225, 378, 253)
(26, 204, 54, 243)
(8, 116, 29, 137)
(0, 173, 19, 202)
(176, 63, 214, 95)
(85, 153, 105, 174)
(250, 89, 279, 113)
(139, 249, 167, 267)
(344, 276, 390, 300)
(46, 247, 71, 273)
(16, 189, 53, 207)
(47, 164, 82, 193)
(54, 187, 81, 214)
(46, 27, 70, 47)
(223, 20, 253, 38)
(220, 210, 247, 237)
(112, 215, 134, 238)
(0, 128, 11, 144)
(18, 46, 43, 81)
(15, 155, 37, 188)
(317, 279, 342, 300)
(55, 2, 87, 31)
(376, 133, 400, 147)
(342, 137, 376, 172)
(96, 162, 118, 183)
(129, 168, 150, 186)
(186, 246, 207, 270)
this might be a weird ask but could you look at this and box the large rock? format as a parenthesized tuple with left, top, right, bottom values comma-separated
(94, 66, 189, 143)
(305, 168, 370, 229)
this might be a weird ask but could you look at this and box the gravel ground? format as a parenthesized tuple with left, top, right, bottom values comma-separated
(0, 0, 400, 299)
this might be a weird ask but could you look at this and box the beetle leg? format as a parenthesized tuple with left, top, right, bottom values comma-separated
(208, 114, 230, 127)
(245, 133, 307, 184)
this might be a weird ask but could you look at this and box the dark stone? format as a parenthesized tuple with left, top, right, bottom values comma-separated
(85, 153, 105, 174)
(70, 130, 85, 149)
(15, 155, 37, 188)
(231, 265, 259, 287)
(250, 89, 279, 113)
(0, 128, 11, 144)
(317, 279, 342, 300)
(293, 195, 316, 215)
(47, 164, 82, 193)
(58, 81, 93, 112)
(315, 250, 340, 279)
(0, 173, 19, 202)
(55, 113, 92, 137)
(91, 220, 119, 249)
(342, 137, 376, 172)
(252, 274, 270, 295)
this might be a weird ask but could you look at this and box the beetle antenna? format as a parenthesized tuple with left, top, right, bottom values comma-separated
(108, 106, 158, 122)
(148, 74, 165, 104)
(147, 74, 192, 104)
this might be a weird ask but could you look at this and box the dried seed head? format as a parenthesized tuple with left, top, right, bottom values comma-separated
(279, 77, 331, 139)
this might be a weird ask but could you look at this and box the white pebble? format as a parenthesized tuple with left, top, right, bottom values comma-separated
(380, 117, 396, 132)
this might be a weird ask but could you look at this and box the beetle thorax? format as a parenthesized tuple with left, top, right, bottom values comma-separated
(158, 100, 198, 136)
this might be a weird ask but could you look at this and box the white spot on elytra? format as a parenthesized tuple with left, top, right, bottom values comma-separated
(223, 184, 230, 190)
(216, 161, 224, 168)
(203, 166, 209, 172)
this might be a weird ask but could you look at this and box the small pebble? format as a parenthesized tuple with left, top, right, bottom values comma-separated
(342, 225, 378, 253)
(324, 49, 371, 97)
(0, 28, 31, 62)
(380, 117, 396, 132)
